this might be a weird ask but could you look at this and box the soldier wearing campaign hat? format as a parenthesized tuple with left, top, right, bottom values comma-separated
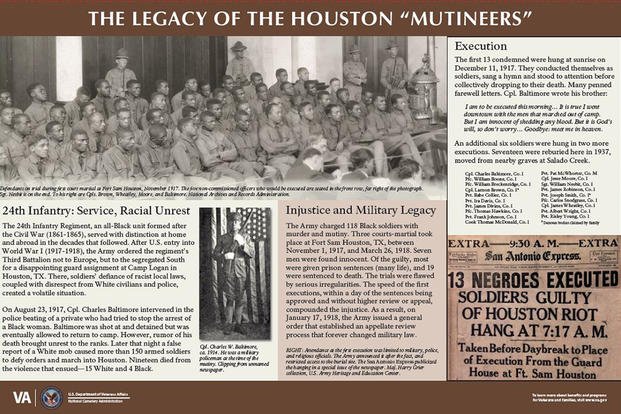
(380, 40, 409, 100)
(105, 48, 138, 99)
(343, 44, 367, 102)
(213, 210, 255, 336)
(226, 41, 255, 87)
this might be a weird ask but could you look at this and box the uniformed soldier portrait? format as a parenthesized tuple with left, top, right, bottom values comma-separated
(381, 39, 409, 100)
(343, 44, 367, 102)
(105, 48, 137, 99)
(200, 207, 272, 340)
(226, 41, 255, 87)
(0, 35, 446, 194)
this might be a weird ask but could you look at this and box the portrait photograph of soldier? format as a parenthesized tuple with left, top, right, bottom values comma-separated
(199, 207, 272, 340)
(0, 36, 446, 196)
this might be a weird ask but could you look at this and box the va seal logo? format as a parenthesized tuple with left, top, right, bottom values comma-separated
(41, 386, 63, 409)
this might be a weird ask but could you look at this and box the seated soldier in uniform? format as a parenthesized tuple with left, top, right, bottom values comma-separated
(293, 101, 323, 150)
(113, 108, 149, 148)
(236, 101, 258, 134)
(258, 96, 281, 127)
(250, 84, 269, 126)
(34, 104, 70, 139)
(44, 121, 71, 162)
(268, 68, 288, 99)
(204, 98, 234, 135)
(244, 72, 263, 102)
(105, 98, 128, 133)
(91, 79, 115, 119)
(5, 113, 32, 168)
(171, 77, 200, 112)
(64, 86, 91, 128)
(335, 88, 350, 115)
(228, 110, 278, 182)
(304, 80, 319, 107)
(24, 83, 53, 129)
(17, 134, 64, 185)
(321, 104, 351, 173)
(104, 98, 131, 135)
(222, 86, 245, 120)
(198, 81, 212, 109)
(0, 90, 15, 111)
(390, 94, 420, 137)
(182, 105, 199, 125)
(389, 93, 433, 176)
(291, 94, 303, 110)
(294, 67, 309, 98)
(125, 80, 149, 127)
(60, 129, 105, 185)
(321, 104, 346, 153)
(85, 112, 115, 153)
(101, 127, 145, 184)
(221, 75, 235, 101)
(231, 86, 246, 104)
(280, 95, 301, 130)
(212, 88, 227, 105)
(142, 108, 174, 147)
(258, 103, 299, 178)
(171, 90, 198, 127)
(141, 92, 174, 131)
(138, 124, 176, 183)
(366, 95, 425, 169)
(0, 145, 19, 185)
(171, 117, 232, 185)
(280, 82, 295, 111)
(314, 91, 331, 124)
(195, 111, 257, 182)
(360, 90, 375, 117)
(172, 117, 206, 179)
(155, 79, 172, 114)
(72, 101, 96, 134)
(341, 100, 387, 177)
(0, 107, 17, 144)
(172, 105, 200, 144)
(278, 83, 300, 127)
(328, 78, 341, 104)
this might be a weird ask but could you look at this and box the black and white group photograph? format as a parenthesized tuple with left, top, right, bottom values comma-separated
(0, 36, 446, 196)
(199, 207, 272, 340)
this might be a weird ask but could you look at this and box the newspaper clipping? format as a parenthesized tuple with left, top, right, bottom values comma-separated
(448, 235, 620, 381)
